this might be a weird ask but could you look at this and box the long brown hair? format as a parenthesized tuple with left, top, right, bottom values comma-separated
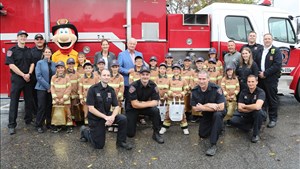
(41, 47, 53, 60)
(240, 47, 253, 68)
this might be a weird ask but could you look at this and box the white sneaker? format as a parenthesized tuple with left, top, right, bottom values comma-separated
(183, 128, 189, 135)
(159, 127, 167, 134)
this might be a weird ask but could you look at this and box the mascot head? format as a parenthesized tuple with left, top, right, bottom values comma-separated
(52, 19, 78, 54)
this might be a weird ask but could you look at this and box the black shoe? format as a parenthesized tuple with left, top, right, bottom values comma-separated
(251, 135, 259, 143)
(25, 121, 36, 127)
(116, 142, 133, 150)
(152, 132, 164, 144)
(37, 127, 44, 133)
(9, 128, 16, 135)
(191, 116, 200, 123)
(206, 145, 217, 156)
(267, 121, 276, 128)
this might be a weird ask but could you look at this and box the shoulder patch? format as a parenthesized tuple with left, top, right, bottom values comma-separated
(129, 85, 136, 93)
(217, 88, 223, 95)
(7, 50, 12, 57)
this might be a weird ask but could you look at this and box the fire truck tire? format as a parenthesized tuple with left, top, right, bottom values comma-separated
(295, 79, 300, 103)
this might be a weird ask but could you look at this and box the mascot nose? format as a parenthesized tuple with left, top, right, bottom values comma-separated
(59, 34, 70, 42)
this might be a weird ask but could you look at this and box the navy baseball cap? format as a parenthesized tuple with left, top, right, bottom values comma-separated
(166, 53, 173, 58)
(17, 30, 28, 37)
(135, 55, 143, 60)
(111, 59, 119, 67)
(226, 65, 235, 71)
(208, 47, 217, 54)
(66, 58, 75, 64)
(34, 34, 44, 40)
(195, 57, 205, 62)
(208, 58, 217, 64)
(139, 66, 150, 73)
(56, 61, 65, 67)
(83, 62, 93, 68)
(150, 56, 157, 61)
(184, 56, 192, 61)
(159, 63, 167, 68)
(97, 58, 105, 64)
(172, 63, 181, 70)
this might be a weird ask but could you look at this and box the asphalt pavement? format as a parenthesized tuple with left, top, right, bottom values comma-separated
(0, 94, 299, 169)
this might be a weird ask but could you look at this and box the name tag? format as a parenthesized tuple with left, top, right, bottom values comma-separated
(96, 93, 101, 97)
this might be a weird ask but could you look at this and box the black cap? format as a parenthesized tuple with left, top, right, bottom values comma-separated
(83, 62, 93, 68)
(159, 63, 167, 68)
(56, 61, 65, 67)
(172, 63, 181, 70)
(166, 53, 173, 58)
(97, 58, 105, 64)
(139, 66, 150, 73)
(66, 58, 75, 64)
(111, 59, 119, 67)
(184, 56, 192, 61)
(195, 57, 205, 62)
(17, 30, 28, 37)
(34, 34, 44, 40)
(208, 47, 217, 54)
(135, 55, 143, 61)
(149, 56, 157, 61)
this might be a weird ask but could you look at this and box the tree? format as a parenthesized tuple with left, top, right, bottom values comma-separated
(167, 0, 256, 14)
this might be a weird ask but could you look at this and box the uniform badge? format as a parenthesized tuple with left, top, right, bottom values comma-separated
(254, 47, 257, 50)
(254, 94, 257, 100)
(271, 48, 275, 55)
(107, 93, 111, 98)
(96, 93, 101, 97)
(270, 56, 273, 61)
(244, 96, 247, 99)
(129, 86, 136, 93)
(217, 88, 223, 95)
(7, 50, 12, 57)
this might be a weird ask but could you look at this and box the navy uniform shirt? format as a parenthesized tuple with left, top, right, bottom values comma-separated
(238, 87, 265, 105)
(31, 46, 44, 66)
(127, 79, 159, 110)
(190, 82, 225, 113)
(5, 45, 33, 75)
(240, 43, 264, 61)
(86, 82, 118, 120)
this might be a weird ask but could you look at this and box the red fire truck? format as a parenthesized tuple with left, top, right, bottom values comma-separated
(1, 0, 299, 98)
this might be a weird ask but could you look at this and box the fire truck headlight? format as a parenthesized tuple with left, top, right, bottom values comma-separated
(186, 38, 192, 45)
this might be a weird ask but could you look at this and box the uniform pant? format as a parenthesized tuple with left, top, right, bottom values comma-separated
(126, 107, 161, 137)
(30, 76, 38, 116)
(8, 75, 35, 128)
(83, 114, 127, 149)
(258, 78, 279, 121)
(229, 110, 266, 136)
(199, 111, 225, 145)
(35, 90, 52, 127)
(224, 101, 237, 121)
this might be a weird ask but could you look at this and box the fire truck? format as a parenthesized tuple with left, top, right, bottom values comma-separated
(1, 0, 299, 98)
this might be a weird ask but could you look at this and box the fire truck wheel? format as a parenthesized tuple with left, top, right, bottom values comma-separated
(295, 79, 300, 103)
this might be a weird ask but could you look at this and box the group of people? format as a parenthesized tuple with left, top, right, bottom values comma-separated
(5, 30, 282, 156)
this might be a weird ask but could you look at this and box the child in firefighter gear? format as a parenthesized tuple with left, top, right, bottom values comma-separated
(80, 69, 132, 150)
(50, 61, 73, 133)
(129, 55, 143, 84)
(207, 58, 222, 85)
(164, 53, 174, 78)
(79, 62, 100, 125)
(155, 63, 171, 106)
(77, 52, 90, 78)
(93, 58, 105, 81)
(108, 60, 125, 132)
(182, 56, 195, 121)
(129, 55, 147, 124)
(221, 66, 240, 123)
(66, 58, 82, 125)
(159, 64, 190, 135)
(204, 47, 223, 75)
(190, 56, 206, 122)
(149, 56, 159, 82)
